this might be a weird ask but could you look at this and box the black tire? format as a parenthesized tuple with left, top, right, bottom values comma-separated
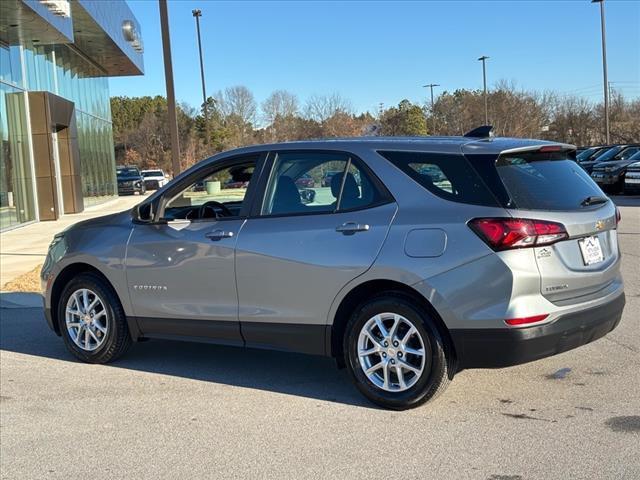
(57, 272, 132, 364)
(343, 293, 453, 410)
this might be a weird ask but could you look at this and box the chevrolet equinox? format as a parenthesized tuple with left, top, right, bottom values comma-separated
(42, 131, 625, 409)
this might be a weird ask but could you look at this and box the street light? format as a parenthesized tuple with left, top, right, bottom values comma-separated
(192, 9, 207, 113)
(192, 8, 209, 143)
(592, 0, 610, 144)
(159, 0, 181, 175)
(423, 83, 440, 134)
(477, 56, 489, 125)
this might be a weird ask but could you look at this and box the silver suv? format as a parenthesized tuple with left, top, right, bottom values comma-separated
(41, 133, 625, 409)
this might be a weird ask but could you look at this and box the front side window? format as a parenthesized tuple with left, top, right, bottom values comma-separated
(260, 152, 386, 216)
(163, 156, 258, 221)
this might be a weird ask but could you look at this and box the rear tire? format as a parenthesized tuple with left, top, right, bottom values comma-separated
(344, 294, 453, 410)
(57, 272, 131, 364)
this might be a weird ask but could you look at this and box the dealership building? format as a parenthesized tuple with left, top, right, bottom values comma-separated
(0, 0, 143, 230)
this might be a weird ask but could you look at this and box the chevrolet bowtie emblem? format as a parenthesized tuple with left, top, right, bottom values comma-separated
(595, 220, 605, 231)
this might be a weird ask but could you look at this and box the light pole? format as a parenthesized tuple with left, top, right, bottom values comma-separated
(159, 0, 181, 175)
(192, 9, 207, 115)
(593, 0, 610, 144)
(423, 83, 439, 134)
(478, 55, 489, 125)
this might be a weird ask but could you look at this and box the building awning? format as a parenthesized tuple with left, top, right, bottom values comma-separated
(0, 0, 144, 77)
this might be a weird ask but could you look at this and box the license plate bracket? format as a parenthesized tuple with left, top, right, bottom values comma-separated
(579, 236, 604, 266)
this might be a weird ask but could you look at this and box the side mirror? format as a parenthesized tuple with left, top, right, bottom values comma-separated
(132, 202, 153, 223)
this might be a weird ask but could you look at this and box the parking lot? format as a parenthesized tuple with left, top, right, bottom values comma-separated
(0, 196, 638, 480)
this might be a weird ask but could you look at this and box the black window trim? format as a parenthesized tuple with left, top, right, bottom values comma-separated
(149, 151, 269, 224)
(248, 149, 395, 220)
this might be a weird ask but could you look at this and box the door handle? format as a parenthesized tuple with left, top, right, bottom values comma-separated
(206, 229, 234, 241)
(336, 222, 370, 235)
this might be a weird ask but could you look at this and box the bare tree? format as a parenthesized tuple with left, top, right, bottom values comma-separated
(304, 93, 353, 123)
(215, 86, 257, 126)
(262, 90, 299, 125)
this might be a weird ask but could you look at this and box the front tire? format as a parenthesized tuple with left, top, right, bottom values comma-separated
(58, 273, 131, 364)
(344, 294, 453, 410)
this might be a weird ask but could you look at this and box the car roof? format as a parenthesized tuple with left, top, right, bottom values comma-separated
(219, 136, 575, 157)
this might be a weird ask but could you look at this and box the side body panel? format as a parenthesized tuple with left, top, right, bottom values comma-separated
(124, 219, 245, 344)
(235, 203, 396, 354)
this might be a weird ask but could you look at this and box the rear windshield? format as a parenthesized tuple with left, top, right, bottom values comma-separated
(379, 151, 499, 206)
(473, 151, 603, 211)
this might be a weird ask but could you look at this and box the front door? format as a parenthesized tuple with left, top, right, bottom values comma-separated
(126, 154, 262, 345)
(235, 151, 397, 354)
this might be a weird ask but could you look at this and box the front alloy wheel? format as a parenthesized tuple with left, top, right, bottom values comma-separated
(58, 272, 131, 364)
(65, 288, 109, 351)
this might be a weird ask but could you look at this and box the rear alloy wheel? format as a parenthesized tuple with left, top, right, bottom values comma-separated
(58, 273, 131, 364)
(357, 313, 427, 392)
(344, 294, 453, 410)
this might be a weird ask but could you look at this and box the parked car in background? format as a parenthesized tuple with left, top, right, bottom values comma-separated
(322, 170, 343, 187)
(224, 179, 249, 189)
(591, 145, 640, 193)
(579, 145, 629, 174)
(622, 152, 640, 195)
(295, 173, 315, 188)
(577, 146, 609, 163)
(141, 169, 168, 190)
(116, 166, 146, 196)
(42, 133, 624, 410)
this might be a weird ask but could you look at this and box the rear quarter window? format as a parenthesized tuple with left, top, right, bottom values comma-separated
(378, 151, 499, 207)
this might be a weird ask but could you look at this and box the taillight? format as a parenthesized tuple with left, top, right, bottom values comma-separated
(505, 314, 549, 326)
(469, 218, 568, 251)
(615, 207, 621, 226)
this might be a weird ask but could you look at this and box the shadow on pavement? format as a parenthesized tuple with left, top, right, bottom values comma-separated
(0, 296, 372, 408)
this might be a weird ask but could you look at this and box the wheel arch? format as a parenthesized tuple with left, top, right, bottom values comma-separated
(330, 279, 457, 369)
(50, 263, 139, 340)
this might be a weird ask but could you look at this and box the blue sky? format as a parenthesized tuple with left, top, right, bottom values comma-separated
(110, 0, 640, 116)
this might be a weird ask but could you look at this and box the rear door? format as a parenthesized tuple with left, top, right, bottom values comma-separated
(235, 150, 396, 354)
(469, 147, 620, 303)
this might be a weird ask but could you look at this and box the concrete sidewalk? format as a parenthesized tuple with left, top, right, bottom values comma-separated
(0, 194, 145, 286)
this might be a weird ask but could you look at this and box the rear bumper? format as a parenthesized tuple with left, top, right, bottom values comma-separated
(451, 292, 625, 369)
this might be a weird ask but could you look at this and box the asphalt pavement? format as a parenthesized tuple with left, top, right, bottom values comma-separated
(0, 197, 638, 480)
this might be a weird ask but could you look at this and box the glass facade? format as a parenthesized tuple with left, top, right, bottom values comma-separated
(1, 40, 118, 230)
(0, 82, 36, 230)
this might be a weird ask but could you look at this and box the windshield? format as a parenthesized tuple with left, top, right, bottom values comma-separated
(609, 146, 640, 161)
(142, 170, 163, 177)
(594, 146, 624, 162)
(117, 167, 140, 177)
(577, 147, 598, 161)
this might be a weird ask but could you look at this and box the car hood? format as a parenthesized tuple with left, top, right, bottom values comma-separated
(593, 160, 634, 171)
(117, 175, 142, 181)
(64, 210, 132, 234)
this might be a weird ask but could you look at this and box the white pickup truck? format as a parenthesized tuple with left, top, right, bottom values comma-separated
(141, 169, 169, 190)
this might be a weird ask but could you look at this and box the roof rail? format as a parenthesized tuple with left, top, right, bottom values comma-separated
(464, 125, 493, 138)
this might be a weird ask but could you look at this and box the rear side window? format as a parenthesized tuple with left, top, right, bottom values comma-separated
(379, 151, 499, 206)
(473, 151, 603, 211)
